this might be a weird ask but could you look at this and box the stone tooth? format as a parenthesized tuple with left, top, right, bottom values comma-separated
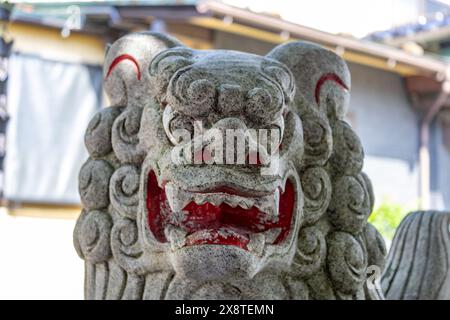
(263, 228, 282, 244)
(280, 179, 286, 193)
(225, 196, 240, 208)
(238, 200, 250, 209)
(165, 183, 192, 212)
(258, 148, 271, 166)
(246, 197, 256, 208)
(281, 172, 293, 194)
(164, 225, 187, 251)
(255, 189, 280, 219)
(194, 194, 207, 205)
(274, 189, 280, 216)
(206, 194, 224, 206)
(254, 197, 268, 213)
(237, 197, 254, 209)
(247, 233, 265, 256)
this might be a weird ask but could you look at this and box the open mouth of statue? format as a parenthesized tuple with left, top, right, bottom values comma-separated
(146, 171, 295, 254)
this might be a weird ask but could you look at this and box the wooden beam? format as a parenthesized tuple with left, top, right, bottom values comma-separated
(197, 1, 450, 77)
(4, 203, 81, 220)
(189, 17, 421, 76)
(7, 22, 105, 65)
(166, 22, 214, 49)
(405, 75, 442, 94)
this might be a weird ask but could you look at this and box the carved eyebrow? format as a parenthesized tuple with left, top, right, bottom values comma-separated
(106, 54, 141, 81)
(261, 62, 295, 102)
(149, 49, 194, 76)
(314, 73, 348, 105)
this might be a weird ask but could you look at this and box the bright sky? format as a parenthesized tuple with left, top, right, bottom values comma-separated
(223, 0, 423, 38)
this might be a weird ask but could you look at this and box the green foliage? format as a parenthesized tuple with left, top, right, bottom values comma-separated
(368, 199, 414, 241)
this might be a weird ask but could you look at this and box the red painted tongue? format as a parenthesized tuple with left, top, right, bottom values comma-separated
(185, 228, 249, 249)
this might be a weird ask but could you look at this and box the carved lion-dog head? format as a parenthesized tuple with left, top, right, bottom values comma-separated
(74, 33, 386, 300)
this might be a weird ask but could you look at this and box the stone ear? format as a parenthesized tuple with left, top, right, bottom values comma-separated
(267, 42, 351, 119)
(103, 32, 183, 107)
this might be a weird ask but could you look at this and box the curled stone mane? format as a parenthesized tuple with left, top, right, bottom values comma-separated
(74, 32, 386, 300)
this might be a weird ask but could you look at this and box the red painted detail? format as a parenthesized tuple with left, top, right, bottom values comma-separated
(246, 152, 262, 166)
(193, 149, 204, 164)
(146, 171, 296, 249)
(147, 171, 168, 242)
(202, 149, 214, 163)
(274, 179, 295, 244)
(106, 54, 141, 81)
(314, 73, 348, 105)
(193, 148, 215, 164)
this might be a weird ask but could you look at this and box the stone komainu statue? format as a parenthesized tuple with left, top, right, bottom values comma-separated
(381, 211, 450, 300)
(73, 33, 386, 299)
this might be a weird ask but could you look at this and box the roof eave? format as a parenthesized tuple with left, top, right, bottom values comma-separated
(197, 0, 450, 78)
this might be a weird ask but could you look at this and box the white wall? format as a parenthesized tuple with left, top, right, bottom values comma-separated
(0, 210, 84, 299)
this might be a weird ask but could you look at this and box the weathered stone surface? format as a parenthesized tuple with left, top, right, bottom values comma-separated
(74, 32, 385, 300)
(85, 106, 123, 158)
(381, 211, 450, 300)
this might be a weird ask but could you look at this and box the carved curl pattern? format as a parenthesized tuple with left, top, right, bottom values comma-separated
(110, 165, 140, 219)
(326, 231, 367, 295)
(301, 114, 332, 167)
(148, 48, 194, 101)
(74, 210, 112, 263)
(111, 217, 146, 274)
(260, 58, 295, 104)
(328, 174, 371, 234)
(292, 226, 326, 278)
(363, 223, 387, 271)
(329, 120, 364, 176)
(79, 159, 114, 210)
(85, 106, 123, 158)
(301, 166, 332, 225)
(111, 106, 146, 164)
(361, 171, 375, 212)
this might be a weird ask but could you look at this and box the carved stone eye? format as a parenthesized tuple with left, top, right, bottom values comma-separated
(264, 65, 294, 102)
(149, 49, 193, 77)
(261, 58, 295, 103)
(246, 87, 272, 121)
(149, 51, 194, 101)
(187, 79, 216, 116)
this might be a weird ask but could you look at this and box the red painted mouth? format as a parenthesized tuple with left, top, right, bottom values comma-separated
(146, 171, 295, 250)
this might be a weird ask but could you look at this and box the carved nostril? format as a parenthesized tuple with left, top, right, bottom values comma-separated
(218, 84, 244, 114)
(246, 87, 274, 121)
(187, 79, 216, 116)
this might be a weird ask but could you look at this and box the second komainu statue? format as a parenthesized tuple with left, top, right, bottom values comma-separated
(74, 32, 387, 299)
